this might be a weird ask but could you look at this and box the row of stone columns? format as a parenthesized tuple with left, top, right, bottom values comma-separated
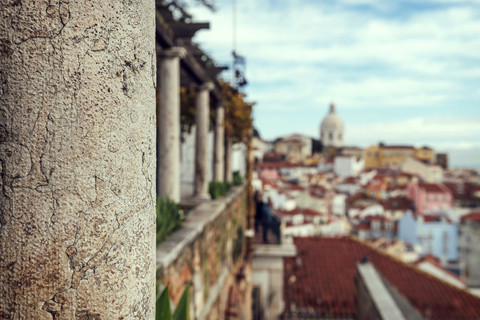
(156, 47, 227, 202)
(0, 3, 228, 317)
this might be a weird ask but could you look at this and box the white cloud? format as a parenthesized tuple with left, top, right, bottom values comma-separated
(347, 116, 480, 148)
(189, 0, 480, 167)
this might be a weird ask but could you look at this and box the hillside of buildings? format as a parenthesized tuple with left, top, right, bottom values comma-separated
(250, 105, 480, 318)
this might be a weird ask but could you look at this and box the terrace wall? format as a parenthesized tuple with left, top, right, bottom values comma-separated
(156, 185, 251, 320)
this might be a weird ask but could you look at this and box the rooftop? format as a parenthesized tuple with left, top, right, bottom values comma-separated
(283, 237, 480, 319)
(419, 182, 450, 194)
(381, 197, 414, 211)
(380, 145, 415, 150)
(460, 212, 480, 223)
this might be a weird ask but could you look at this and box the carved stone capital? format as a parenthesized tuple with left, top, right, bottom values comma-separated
(198, 81, 214, 92)
(158, 46, 187, 59)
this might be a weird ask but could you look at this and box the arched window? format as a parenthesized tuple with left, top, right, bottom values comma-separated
(328, 132, 333, 140)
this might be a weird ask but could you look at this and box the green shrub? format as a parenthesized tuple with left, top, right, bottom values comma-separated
(156, 197, 183, 244)
(208, 181, 232, 199)
(232, 171, 243, 186)
(156, 284, 190, 320)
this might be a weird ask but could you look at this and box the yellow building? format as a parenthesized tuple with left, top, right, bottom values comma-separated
(413, 146, 435, 164)
(364, 144, 434, 169)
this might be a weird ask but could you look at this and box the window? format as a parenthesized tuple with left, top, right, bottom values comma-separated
(385, 222, 393, 232)
(329, 132, 333, 140)
(338, 133, 342, 140)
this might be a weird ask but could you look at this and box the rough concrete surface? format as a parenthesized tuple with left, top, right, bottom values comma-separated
(0, 1, 156, 319)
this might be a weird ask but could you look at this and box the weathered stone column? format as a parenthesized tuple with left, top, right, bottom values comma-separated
(157, 47, 186, 203)
(214, 103, 225, 182)
(225, 138, 234, 182)
(194, 82, 214, 199)
(0, 2, 156, 319)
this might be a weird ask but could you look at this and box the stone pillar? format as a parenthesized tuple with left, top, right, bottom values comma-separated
(194, 82, 214, 199)
(214, 103, 225, 182)
(225, 138, 233, 182)
(157, 47, 186, 203)
(0, 2, 156, 319)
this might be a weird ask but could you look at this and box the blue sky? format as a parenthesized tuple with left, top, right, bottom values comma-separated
(189, 0, 480, 169)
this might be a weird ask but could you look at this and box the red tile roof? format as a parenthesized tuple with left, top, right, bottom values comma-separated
(284, 184, 305, 191)
(460, 212, 480, 223)
(255, 161, 290, 169)
(422, 214, 454, 224)
(381, 196, 414, 211)
(283, 237, 480, 319)
(444, 182, 480, 202)
(277, 208, 324, 217)
(343, 177, 358, 184)
(346, 192, 365, 203)
(355, 223, 371, 231)
(419, 182, 450, 194)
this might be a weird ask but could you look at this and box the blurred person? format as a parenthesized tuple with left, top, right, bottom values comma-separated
(254, 190, 262, 233)
(261, 197, 273, 243)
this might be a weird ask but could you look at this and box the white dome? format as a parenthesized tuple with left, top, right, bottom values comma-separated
(320, 104, 344, 147)
(321, 111, 344, 131)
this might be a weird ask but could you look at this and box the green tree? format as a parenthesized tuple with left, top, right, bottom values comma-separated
(221, 80, 254, 144)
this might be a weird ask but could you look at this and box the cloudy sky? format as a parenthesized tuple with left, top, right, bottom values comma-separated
(189, 0, 480, 169)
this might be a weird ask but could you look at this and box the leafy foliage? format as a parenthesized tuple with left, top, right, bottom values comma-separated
(221, 80, 254, 144)
(208, 181, 232, 199)
(232, 171, 243, 186)
(180, 81, 254, 146)
(253, 126, 261, 138)
(156, 284, 190, 320)
(162, 0, 216, 23)
(156, 285, 172, 320)
(180, 87, 196, 137)
(173, 284, 190, 320)
(156, 197, 183, 244)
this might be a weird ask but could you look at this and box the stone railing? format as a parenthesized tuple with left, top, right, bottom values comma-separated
(156, 184, 249, 320)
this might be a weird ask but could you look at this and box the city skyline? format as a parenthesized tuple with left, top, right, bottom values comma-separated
(189, 0, 480, 169)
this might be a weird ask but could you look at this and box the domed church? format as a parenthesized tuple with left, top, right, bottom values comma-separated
(320, 103, 344, 148)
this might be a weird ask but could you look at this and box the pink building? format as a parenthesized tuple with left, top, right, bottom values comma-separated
(407, 181, 453, 215)
(256, 162, 281, 181)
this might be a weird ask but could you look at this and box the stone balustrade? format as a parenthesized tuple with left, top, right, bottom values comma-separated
(156, 184, 250, 320)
